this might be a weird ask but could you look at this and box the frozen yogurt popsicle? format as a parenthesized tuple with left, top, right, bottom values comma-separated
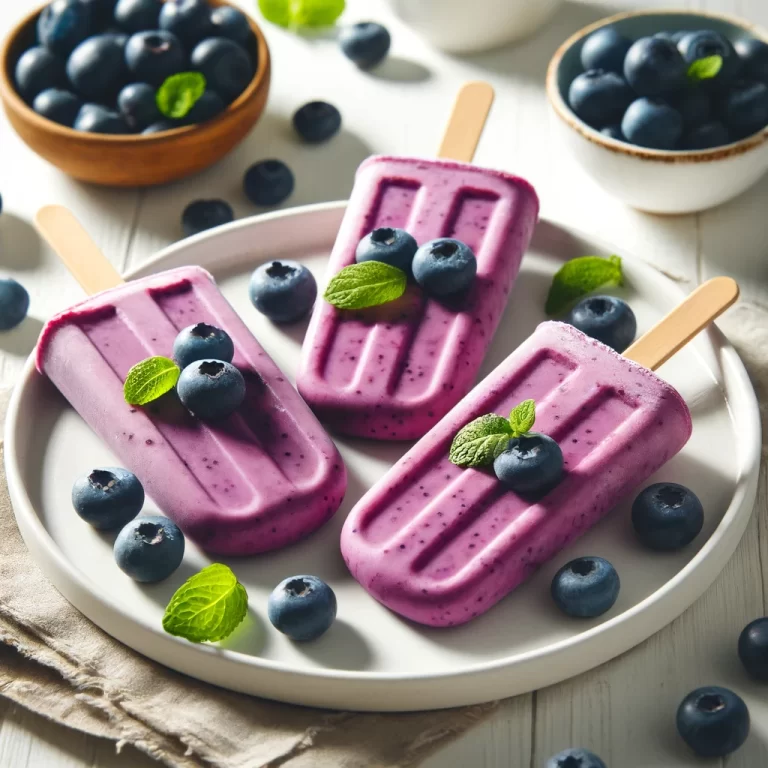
(35, 207, 346, 556)
(340, 278, 738, 626)
(297, 83, 540, 440)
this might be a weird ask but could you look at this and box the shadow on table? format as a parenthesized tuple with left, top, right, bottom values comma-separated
(0, 213, 44, 271)
(0, 315, 44, 356)
(369, 56, 432, 83)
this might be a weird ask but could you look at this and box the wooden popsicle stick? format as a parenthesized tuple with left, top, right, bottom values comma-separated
(624, 277, 739, 371)
(35, 205, 124, 296)
(436, 81, 495, 163)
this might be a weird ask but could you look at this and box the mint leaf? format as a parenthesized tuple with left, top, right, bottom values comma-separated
(156, 72, 206, 119)
(509, 399, 535, 437)
(123, 356, 180, 406)
(162, 564, 248, 643)
(449, 414, 513, 468)
(258, 0, 345, 27)
(324, 261, 407, 310)
(545, 255, 623, 316)
(687, 55, 723, 82)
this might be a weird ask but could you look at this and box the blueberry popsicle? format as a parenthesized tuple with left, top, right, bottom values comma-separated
(297, 83, 540, 440)
(35, 206, 346, 556)
(340, 278, 738, 626)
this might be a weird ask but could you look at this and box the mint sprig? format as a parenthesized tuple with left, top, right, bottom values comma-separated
(545, 255, 623, 316)
(157, 72, 206, 119)
(162, 564, 248, 643)
(687, 55, 723, 83)
(123, 356, 180, 406)
(324, 261, 407, 310)
(258, 0, 345, 28)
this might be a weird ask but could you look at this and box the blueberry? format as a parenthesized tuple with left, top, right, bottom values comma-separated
(719, 80, 768, 140)
(653, 31, 676, 42)
(355, 227, 417, 272)
(243, 159, 294, 206)
(180, 89, 225, 124)
(685, 120, 730, 149)
(14, 46, 66, 102)
(600, 124, 624, 140)
(142, 120, 177, 133)
(210, 6, 252, 47)
(249, 260, 317, 324)
(631, 483, 704, 550)
(113, 0, 161, 33)
(181, 199, 234, 237)
(113, 515, 185, 583)
(568, 70, 634, 128)
(268, 575, 337, 641)
(677, 686, 750, 757)
(412, 238, 477, 297)
(678, 30, 740, 85)
(0, 194, 3, 215)
(546, 748, 606, 768)
(493, 434, 564, 497)
(292, 101, 341, 143)
(624, 36, 688, 96)
(671, 30, 693, 44)
(566, 295, 636, 352)
(738, 617, 768, 680)
(159, 0, 212, 49)
(33, 87, 82, 127)
(67, 34, 128, 102)
(177, 360, 245, 420)
(191, 37, 253, 104)
(74, 103, 130, 133)
(735, 37, 768, 84)
(173, 323, 234, 368)
(339, 22, 391, 69)
(125, 31, 186, 86)
(0, 279, 30, 330)
(580, 26, 632, 74)
(551, 557, 620, 618)
(668, 87, 711, 128)
(622, 97, 684, 150)
(72, 467, 144, 530)
(79, 0, 118, 29)
(117, 82, 160, 130)
(37, 0, 92, 58)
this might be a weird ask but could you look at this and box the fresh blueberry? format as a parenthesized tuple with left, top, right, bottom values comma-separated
(566, 295, 636, 352)
(14, 46, 66, 102)
(142, 120, 177, 133)
(678, 30, 740, 85)
(568, 70, 634, 128)
(412, 238, 477, 297)
(33, 87, 82, 127)
(624, 36, 688, 96)
(580, 26, 632, 74)
(243, 159, 294, 206)
(0, 279, 30, 330)
(79, 0, 118, 29)
(177, 359, 246, 420)
(622, 97, 684, 149)
(125, 31, 186, 86)
(719, 80, 768, 140)
(268, 575, 337, 641)
(113, 515, 185, 583)
(355, 227, 417, 272)
(671, 30, 693, 44)
(181, 199, 234, 237)
(67, 34, 128, 102)
(551, 557, 620, 618)
(668, 87, 711, 128)
(546, 748, 607, 768)
(631, 483, 704, 550)
(113, 0, 162, 33)
(677, 686, 750, 757)
(249, 260, 317, 324)
(180, 89, 226, 124)
(190, 37, 253, 104)
(735, 37, 768, 84)
(0, 194, 3, 215)
(738, 617, 768, 680)
(653, 31, 676, 42)
(685, 120, 730, 149)
(117, 82, 160, 130)
(173, 322, 234, 369)
(493, 434, 564, 497)
(71, 467, 144, 530)
(74, 103, 130, 133)
(37, 0, 92, 58)
(159, 0, 212, 48)
(600, 124, 624, 140)
(210, 6, 252, 47)
(292, 101, 341, 143)
(339, 22, 391, 69)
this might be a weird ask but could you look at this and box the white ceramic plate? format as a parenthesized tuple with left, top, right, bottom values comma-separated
(5, 203, 761, 712)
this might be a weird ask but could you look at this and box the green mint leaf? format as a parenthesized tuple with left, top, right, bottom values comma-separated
(123, 356, 180, 406)
(509, 399, 536, 437)
(162, 564, 248, 643)
(449, 414, 514, 468)
(258, 0, 345, 27)
(156, 72, 206, 119)
(324, 261, 407, 310)
(687, 55, 723, 82)
(545, 255, 623, 316)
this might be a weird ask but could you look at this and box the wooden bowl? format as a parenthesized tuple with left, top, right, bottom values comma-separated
(0, 0, 271, 187)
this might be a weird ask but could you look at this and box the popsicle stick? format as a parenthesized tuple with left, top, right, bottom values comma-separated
(436, 81, 495, 163)
(35, 205, 124, 296)
(624, 277, 739, 371)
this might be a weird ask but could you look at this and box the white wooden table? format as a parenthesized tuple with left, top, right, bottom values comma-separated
(2, 0, 768, 765)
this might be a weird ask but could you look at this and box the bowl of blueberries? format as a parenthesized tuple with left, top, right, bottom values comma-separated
(546, 10, 768, 214)
(0, 0, 270, 187)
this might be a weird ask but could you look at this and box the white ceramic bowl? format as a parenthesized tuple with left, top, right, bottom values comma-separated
(384, 0, 563, 54)
(546, 10, 768, 215)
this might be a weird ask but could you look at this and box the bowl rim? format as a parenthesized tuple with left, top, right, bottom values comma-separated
(0, 0, 271, 144)
(545, 8, 768, 163)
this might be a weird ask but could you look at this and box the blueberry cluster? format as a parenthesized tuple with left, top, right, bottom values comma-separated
(568, 26, 768, 150)
(14, 0, 255, 134)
